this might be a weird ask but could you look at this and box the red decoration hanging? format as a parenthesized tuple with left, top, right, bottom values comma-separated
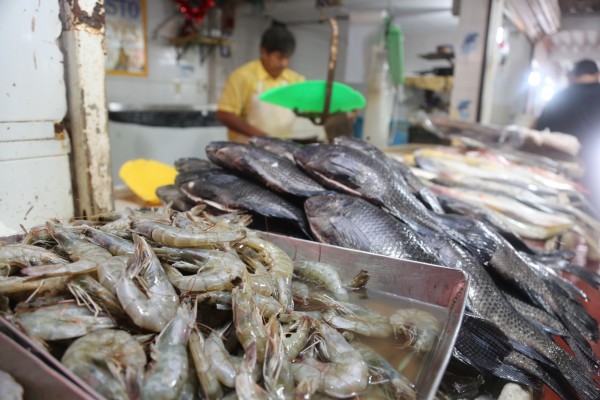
(173, 0, 217, 37)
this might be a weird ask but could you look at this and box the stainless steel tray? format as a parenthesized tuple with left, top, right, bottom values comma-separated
(0, 232, 468, 399)
(0, 320, 103, 400)
(259, 232, 469, 400)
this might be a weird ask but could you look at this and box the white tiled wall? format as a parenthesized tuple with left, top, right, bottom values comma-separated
(450, 0, 491, 121)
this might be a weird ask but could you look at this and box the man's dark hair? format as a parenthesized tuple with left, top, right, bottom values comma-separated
(260, 24, 296, 55)
(572, 59, 599, 77)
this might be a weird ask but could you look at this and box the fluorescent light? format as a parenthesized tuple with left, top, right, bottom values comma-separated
(541, 85, 554, 100)
(528, 71, 541, 86)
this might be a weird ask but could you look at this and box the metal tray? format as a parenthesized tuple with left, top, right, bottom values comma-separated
(0, 232, 468, 400)
(259, 232, 469, 400)
(0, 323, 101, 400)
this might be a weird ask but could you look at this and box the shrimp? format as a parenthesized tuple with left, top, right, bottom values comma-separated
(0, 370, 23, 400)
(232, 283, 268, 362)
(67, 275, 128, 320)
(23, 222, 112, 278)
(263, 318, 295, 399)
(292, 279, 311, 305)
(142, 301, 196, 400)
(82, 225, 135, 256)
(293, 261, 348, 300)
(237, 236, 294, 309)
(389, 308, 440, 353)
(153, 247, 221, 264)
(0, 243, 67, 268)
(283, 316, 312, 361)
(163, 252, 246, 293)
(236, 246, 275, 297)
(14, 301, 115, 341)
(292, 320, 369, 398)
(0, 275, 68, 295)
(196, 290, 233, 310)
(179, 354, 200, 400)
(131, 218, 246, 248)
(189, 328, 224, 400)
(317, 295, 392, 338)
(235, 342, 269, 400)
(97, 255, 128, 295)
(347, 270, 370, 290)
(253, 292, 285, 319)
(351, 341, 416, 400)
(204, 328, 239, 388)
(115, 234, 179, 332)
(21, 224, 54, 246)
(62, 329, 147, 400)
(47, 221, 112, 263)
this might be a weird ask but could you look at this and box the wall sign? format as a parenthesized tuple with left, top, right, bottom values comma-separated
(105, 0, 148, 76)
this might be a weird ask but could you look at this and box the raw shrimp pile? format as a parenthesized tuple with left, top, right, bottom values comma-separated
(0, 206, 439, 400)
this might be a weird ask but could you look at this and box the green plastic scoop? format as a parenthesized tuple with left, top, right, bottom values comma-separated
(259, 80, 366, 114)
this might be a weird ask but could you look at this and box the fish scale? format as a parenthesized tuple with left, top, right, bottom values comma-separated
(295, 144, 462, 244)
(304, 193, 441, 265)
(206, 141, 328, 198)
(178, 169, 310, 236)
(426, 234, 600, 400)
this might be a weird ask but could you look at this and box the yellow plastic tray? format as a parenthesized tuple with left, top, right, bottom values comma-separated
(118, 159, 177, 204)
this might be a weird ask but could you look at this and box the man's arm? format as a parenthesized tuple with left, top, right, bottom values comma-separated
(216, 110, 269, 138)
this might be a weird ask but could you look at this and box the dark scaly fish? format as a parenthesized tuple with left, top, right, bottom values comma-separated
(174, 157, 218, 173)
(453, 314, 542, 391)
(503, 292, 568, 337)
(439, 215, 600, 370)
(296, 144, 474, 250)
(333, 136, 445, 214)
(205, 141, 327, 198)
(248, 136, 304, 162)
(175, 165, 222, 187)
(177, 169, 309, 237)
(304, 193, 442, 265)
(155, 185, 196, 212)
(418, 231, 600, 400)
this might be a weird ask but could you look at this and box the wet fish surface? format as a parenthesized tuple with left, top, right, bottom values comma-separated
(156, 185, 196, 212)
(178, 169, 310, 236)
(334, 136, 445, 214)
(206, 141, 328, 198)
(248, 136, 304, 162)
(304, 193, 441, 264)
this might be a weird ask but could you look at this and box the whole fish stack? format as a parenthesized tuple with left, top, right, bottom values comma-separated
(0, 208, 436, 400)
(157, 137, 600, 400)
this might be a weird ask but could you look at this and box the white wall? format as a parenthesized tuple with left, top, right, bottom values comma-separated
(105, 1, 211, 106)
(105, 2, 459, 106)
(489, 28, 532, 126)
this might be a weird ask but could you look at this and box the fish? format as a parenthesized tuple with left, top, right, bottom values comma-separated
(439, 215, 600, 371)
(205, 141, 328, 198)
(248, 136, 304, 162)
(295, 143, 469, 246)
(156, 185, 196, 212)
(333, 136, 445, 214)
(177, 169, 310, 237)
(454, 314, 570, 399)
(416, 229, 600, 400)
(174, 157, 219, 173)
(304, 193, 442, 265)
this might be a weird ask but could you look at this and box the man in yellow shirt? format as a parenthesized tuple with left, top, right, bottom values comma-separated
(217, 24, 305, 143)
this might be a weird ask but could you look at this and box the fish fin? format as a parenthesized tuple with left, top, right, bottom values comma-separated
(564, 335, 600, 374)
(563, 264, 600, 289)
(452, 315, 537, 388)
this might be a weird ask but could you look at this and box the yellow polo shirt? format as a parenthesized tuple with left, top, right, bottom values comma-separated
(217, 59, 305, 141)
